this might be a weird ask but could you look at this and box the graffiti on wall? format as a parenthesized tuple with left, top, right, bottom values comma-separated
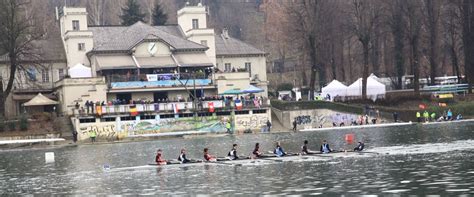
(78, 116, 227, 141)
(79, 125, 118, 140)
(294, 115, 312, 125)
(235, 115, 268, 131)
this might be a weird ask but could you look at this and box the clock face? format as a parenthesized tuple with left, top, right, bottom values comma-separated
(148, 42, 158, 55)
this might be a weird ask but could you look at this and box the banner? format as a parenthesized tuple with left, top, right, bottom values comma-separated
(208, 102, 215, 112)
(130, 105, 138, 116)
(146, 74, 158, 81)
(438, 94, 454, 99)
(96, 106, 102, 116)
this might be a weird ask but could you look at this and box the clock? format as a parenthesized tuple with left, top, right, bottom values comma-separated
(148, 42, 158, 55)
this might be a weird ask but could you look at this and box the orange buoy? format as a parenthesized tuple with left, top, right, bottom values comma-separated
(345, 134, 354, 144)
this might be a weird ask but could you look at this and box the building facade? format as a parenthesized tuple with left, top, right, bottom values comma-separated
(1, 3, 270, 139)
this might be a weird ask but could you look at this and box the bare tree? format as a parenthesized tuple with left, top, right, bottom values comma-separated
(461, 0, 474, 93)
(0, 0, 44, 118)
(386, 0, 406, 89)
(404, 0, 423, 95)
(443, 1, 463, 83)
(423, 0, 441, 85)
(349, 0, 380, 99)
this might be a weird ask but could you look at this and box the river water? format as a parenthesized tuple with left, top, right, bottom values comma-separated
(1, 121, 474, 195)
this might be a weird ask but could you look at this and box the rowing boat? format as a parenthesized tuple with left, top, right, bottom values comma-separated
(146, 151, 375, 167)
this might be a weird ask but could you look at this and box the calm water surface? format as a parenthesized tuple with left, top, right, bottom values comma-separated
(1, 122, 474, 195)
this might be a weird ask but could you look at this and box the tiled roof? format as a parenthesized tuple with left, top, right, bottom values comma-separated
(215, 34, 265, 56)
(89, 22, 206, 52)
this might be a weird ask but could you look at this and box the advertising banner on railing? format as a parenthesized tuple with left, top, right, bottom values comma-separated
(146, 74, 158, 81)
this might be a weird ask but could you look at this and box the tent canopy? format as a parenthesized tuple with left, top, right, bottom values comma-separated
(23, 93, 58, 106)
(347, 77, 386, 101)
(219, 89, 242, 95)
(69, 63, 92, 78)
(242, 85, 264, 94)
(321, 79, 348, 100)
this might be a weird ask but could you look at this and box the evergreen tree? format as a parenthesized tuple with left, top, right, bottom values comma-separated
(152, 2, 168, 26)
(120, 0, 145, 26)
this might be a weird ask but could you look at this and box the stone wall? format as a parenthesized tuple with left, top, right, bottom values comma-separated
(273, 108, 389, 130)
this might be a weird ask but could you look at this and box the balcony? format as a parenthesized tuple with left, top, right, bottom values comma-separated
(105, 73, 214, 91)
(76, 98, 270, 117)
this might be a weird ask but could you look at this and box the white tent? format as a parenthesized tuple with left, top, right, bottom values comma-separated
(347, 77, 386, 101)
(69, 63, 92, 78)
(23, 93, 58, 106)
(321, 79, 348, 101)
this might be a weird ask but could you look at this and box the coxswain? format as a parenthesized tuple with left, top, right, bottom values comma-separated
(353, 142, 365, 151)
(320, 140, 332, 153)
(203, 148, 217, 162)
(155, 149, 167, 165)
(228, 144, 239, 160)
(274, 141, 287, 157)
(178, 148, 191, 163)
(301, 140, 314, 154)
(252, 143, 263, 158)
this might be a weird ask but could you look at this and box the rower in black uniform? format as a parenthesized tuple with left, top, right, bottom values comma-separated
(301, 140, 315, 154)
(228, 144, 239, 160)
(252, 143, 263, 158)
(178, 148, 191, 163)
(354, 141, 365, 151)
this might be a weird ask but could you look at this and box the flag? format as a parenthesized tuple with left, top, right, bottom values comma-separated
(208, 102, 215, 112)
(235, 101, 242, 110)
(173, 103, 179, 114)
(418, 104, 426, 109)
(96, 106, 102, 116)
(130, 105, 138, 116)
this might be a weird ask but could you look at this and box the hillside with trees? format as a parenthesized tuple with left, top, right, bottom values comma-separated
(2, 0, 474, 100)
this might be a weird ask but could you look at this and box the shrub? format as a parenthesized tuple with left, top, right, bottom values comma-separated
(7, 121, 16, 131)
(0, 119, 4, 132)
(277, 83, 293, 91)
(20, 115, 28, 131)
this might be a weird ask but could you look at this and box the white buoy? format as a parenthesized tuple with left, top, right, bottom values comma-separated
(45, 152, 55, 163)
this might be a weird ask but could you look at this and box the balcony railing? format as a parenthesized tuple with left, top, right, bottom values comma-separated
(75, 98, 270, 116)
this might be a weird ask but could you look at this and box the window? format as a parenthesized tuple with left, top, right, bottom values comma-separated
(72, 20, 80, 31)
(192, 19, 199, 29)
(78, 43, 85, 51)
(42, 69, 49, 83)
(200, 40, 207, 46)
(225, 63, 231, 72)
(27, 67, 36, 81)
(58, 69, 65, 79)
(245, 62, 252, 77)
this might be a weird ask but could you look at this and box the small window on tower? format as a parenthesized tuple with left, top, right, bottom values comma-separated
(72, 20, 80, 31)
(78, 43, 85, 51)
(192, 19, 199, 29)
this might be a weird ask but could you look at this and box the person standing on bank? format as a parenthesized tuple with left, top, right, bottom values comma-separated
(266, 120, 272, 132)
(226, 121, 231, 133)
(89, 130, 96, 143)
(292, 120, 297, 131)
(72, 130, 78, 143)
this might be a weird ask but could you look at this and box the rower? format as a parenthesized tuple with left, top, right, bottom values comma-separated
(155, 149, 167, 165)
(353, 141, 365, 151)
(178, 148, 191, 163)
(203, 148, 217, 162)
(320, 140, 332, 153)
(228, 144, 239, 160)
(274, 141, 287, 157)
(301, 140, 314, 154)
(252, 143, 263, 158)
